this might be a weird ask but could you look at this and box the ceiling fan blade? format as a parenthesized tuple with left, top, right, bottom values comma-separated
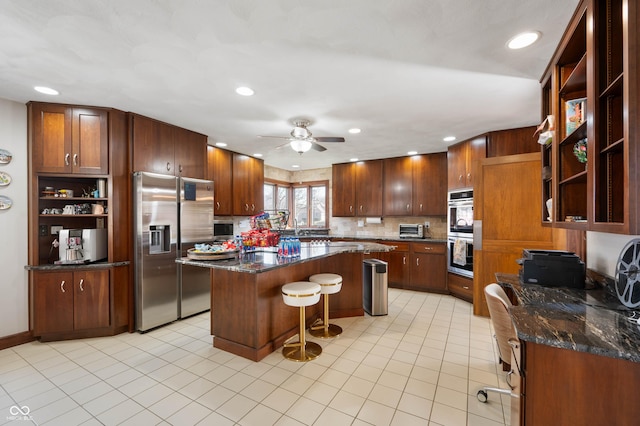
(258, 135, 291, 140)
(311, 142, 327, 152)
(314, 137, 345, 143)
(274, 141, 293, 150)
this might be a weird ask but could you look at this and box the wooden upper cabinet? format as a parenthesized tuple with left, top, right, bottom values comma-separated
(232, 153, 264, 215)
(383, 157, 413, 216)
(207, 146, 233, 216)
(383, 153, 447, 216)
(447, 136, 486, 189)
(131, 114, 206, 179)
(332, 162, 357, 216)
(413, 152, 447, 216)
(30, 103, 108, 175)
(355, 159, 383, 216)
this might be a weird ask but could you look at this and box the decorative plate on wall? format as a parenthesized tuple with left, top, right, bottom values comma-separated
(0, 171, 11, 186)
(0, 149, 12, 164)
(0, 195, 12, 210)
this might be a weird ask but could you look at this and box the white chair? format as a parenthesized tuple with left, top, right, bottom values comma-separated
(308, 273, 343, 338)
(281, 281, 322, 362)
(477, 283, 520, 403)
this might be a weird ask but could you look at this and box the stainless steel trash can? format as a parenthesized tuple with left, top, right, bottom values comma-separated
(363, 259, 388, 316)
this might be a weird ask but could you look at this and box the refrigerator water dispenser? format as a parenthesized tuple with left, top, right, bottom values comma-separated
(149, 225, 170, 254)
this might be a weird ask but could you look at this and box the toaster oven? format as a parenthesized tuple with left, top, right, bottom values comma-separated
(399, 224, 424, 239)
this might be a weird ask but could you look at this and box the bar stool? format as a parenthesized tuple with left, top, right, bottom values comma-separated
(308, 273, 343, 338)
(281, 281, 322, 362)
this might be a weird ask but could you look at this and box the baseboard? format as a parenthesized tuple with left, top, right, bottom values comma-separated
(0, 331, 35, 351)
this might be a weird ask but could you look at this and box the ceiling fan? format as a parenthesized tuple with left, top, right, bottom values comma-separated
(258, 120, 345, 154)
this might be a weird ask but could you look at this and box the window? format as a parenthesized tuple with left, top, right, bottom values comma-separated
(264, 179, 328, 228)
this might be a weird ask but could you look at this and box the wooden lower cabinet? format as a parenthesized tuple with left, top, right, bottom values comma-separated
(447, 272, 473, 302)
(516, 341, 640, 425)
(378, 241, 446, 293)
(31, 267, 127, 339)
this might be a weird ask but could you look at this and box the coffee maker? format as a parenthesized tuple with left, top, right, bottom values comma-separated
(58, 228, 107, 263)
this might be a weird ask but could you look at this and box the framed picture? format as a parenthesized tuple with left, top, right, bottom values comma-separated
(565, 97, 586, 137)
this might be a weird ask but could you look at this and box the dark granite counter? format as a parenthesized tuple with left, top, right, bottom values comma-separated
(177, 241, 394, 274)
(25, 261, 130, 271)
(496, 272, 640, 363)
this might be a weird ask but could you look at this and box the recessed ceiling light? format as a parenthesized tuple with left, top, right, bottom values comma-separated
(235, 86, 254, 96)
(507, 31, 541, 49)
(348, 128, 361, 134)
(407, 151, 418, 156)
(254, 153, 263, 157)
(34, 86, 59, 95)
(292, 164, 300, 168)
(215, 142, 227, 147)
(443, 136, 456, 142)
(350, 158, 359, 162)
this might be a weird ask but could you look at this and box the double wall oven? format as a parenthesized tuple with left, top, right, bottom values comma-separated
(447, 189, 474, 278)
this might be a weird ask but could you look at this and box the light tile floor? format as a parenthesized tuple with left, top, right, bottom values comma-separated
(0, 289, 510, 425)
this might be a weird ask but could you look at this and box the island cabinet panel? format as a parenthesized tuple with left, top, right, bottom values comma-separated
(210, 253, 366, 361)
(207, 146, 233, 216)
(30, 103, 109, 175)
(232, 153, 264, 215)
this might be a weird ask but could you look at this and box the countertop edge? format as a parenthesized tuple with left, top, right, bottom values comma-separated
(25, 261, 130, 271)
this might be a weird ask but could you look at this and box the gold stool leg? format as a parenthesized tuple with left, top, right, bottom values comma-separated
(309, 293, 343, 339)
(283, 305, 322, 362)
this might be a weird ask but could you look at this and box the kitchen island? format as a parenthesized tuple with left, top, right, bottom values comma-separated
(496, 272, 640, 425)
(178, 242, 393, 361)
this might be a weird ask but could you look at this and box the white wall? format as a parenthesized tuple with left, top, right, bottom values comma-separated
(586, 231, 639, 277)
(0, 98, 28, 337)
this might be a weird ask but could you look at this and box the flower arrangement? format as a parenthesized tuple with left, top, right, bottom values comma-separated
(573, 138, 587, 163)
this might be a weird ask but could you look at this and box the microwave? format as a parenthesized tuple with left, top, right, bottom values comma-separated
(399, 224, 424, 239)
(213, 220, 234, 241)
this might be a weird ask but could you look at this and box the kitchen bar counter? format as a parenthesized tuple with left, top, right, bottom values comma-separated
(181, 241, 394, 361)
(496, 271, 640, 363)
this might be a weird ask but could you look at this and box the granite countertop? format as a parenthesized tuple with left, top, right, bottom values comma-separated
(496, 272, 640, 363)
(25, 261, 130, 271)
(177, 241, 394, 274)
(295, 234, 447, 244)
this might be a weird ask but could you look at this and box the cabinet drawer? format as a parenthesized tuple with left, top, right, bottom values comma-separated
(447, 272, 473, 302)
(411, 242, 445, 254)
(378, 240, 409, 252)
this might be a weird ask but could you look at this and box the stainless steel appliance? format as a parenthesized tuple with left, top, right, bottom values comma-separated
(134, 172, 214, 331)
(399, 223, 424, 239)
(447, 189, 474, 278)
(213, 220, 234, 241)
(58, 228, 107, 263)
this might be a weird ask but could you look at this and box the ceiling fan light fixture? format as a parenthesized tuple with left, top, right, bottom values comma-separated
(291, 126, 311, 139)
(290, 139, 313, 154)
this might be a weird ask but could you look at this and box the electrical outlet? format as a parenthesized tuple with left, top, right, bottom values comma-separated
(51, 225, 63, 235)
(424, 221, 430, 228)
(39, 224, 48, 236)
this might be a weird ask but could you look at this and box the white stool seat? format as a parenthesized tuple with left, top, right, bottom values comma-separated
(309, 273, 343, 295)
(282, 282, 321, 307)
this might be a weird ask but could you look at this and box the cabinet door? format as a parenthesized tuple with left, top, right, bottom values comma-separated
(465, 136, 487, 187)
(389, 250, 410, 288)
(132, 115, 175, 175)
(175, 128, 206, 179)
(447, 142, 467, 189)
(409, 243, 447, 292)
(72, 108, 109, 175)
(332, 163, 356, 217)
(208, 146, 233, 215)
(355, 159, 383, 216)
(30, 103, 73, 174)
(413, 153, 447, 215)
(383, 157, 413, 216)
(232, 154, 263, 215)
(32, 271, 74, 335)
(74, 269, 110, 330)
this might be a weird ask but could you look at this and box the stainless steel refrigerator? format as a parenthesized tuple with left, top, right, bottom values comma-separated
(134, 172, 214, 332)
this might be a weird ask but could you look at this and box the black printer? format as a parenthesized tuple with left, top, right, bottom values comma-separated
(518, 249, 586, 288)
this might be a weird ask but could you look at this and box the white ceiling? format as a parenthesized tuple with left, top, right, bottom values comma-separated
(0, 0, 579, 171)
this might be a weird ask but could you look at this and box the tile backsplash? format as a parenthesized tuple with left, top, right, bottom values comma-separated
(330, 216, 447, 239)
